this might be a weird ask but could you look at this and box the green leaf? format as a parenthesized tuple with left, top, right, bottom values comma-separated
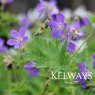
(0, 11, 19, 38)
(23, 37, 61, 69)
(10, 81, 31, 93)
(89, 15, 95, 24)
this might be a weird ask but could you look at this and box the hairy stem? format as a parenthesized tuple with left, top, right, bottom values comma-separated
(43, 77, 51, 95)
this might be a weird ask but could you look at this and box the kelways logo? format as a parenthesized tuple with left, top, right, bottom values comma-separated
(51, 71, 92, 80)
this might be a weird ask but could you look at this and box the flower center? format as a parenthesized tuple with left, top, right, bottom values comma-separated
(18, 37, 23, 43)
(58, 24, 64, 30)
(72, 28, 79, 35)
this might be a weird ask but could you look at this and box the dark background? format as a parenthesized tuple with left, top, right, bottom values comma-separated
(6, 0, 95, 14)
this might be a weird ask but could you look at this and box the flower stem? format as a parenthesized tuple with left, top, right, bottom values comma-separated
(43, 77, 51, 95)
(72, 86, 75, 95)
(42, 68, 51, 95)
(18, 53, 24, 81)
(56, 40, 60, 55)
(70, 28, 95, 65)
(13, 64, 18, 82)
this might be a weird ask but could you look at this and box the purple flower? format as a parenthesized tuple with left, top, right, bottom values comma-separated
(48, 13, 67, 39)
(60, 31, 76, 53)
(7, 27, 28, 49)
(78, 16, 89, 27)
(21, 16, 30, 29)
(24, 62, 40, 77)
(6, 63, 12, 70)
(48, 0, 59, 15)
(65, 22, 83, 53)
(0, 39, 7, 53)
(37, 0, 59, 17)
(68, 16, 89, 38)
(37, 0, 45, 17)
(76, 62, 88, 88)
(64, 32, 76, 53)
(78, 62, 87, 72)
(66, 16, 89, 53)
(76, 73, 88, 88)
(93, 54, 95, 67)
(0, 0, 14, 4)
(69, 21, 84, 38)
(66, 41, 76, 53)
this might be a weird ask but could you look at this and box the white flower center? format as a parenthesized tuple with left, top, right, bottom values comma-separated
(58, 24, 64, 30)
(17, 37, 23, 43)
(72, 28, 79, 35)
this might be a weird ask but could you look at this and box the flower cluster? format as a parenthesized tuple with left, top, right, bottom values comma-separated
(1, 1, 94, 93)
(48, 13, 89, 53)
